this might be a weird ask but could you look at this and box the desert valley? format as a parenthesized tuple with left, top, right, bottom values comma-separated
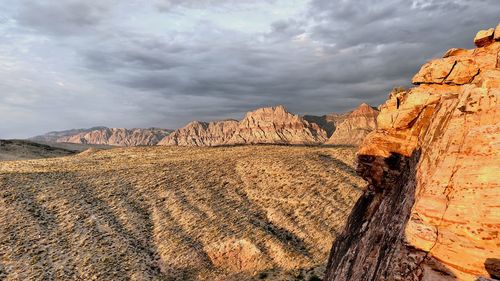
(0, 1, 499, 280)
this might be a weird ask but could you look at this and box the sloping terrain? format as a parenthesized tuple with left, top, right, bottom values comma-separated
(0, 145, 363, 280)
(30, 140, 114, 152)
(0, 140, 76, 161)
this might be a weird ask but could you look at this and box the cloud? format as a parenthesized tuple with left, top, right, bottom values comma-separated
(154, 0, 276, 12)
(15, 0, 113, 35)
(0, 0, 499, 138)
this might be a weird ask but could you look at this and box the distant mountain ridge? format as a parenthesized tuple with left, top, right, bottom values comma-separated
(31, 127, 173, 147)
(325, 103, 379, 145)
(31, 104, 379, 147)
(160, 104, 378, 146)
(158, 120, 239, 146)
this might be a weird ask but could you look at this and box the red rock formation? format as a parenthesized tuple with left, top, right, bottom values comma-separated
(157, 120, 238, 146)
(227, 105, 327, 145)
(325, 103, 379, 146)
(34, 127, 172, 146)
(325, 24, 500, 281)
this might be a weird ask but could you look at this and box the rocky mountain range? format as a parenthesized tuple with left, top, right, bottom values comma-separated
(157, 120, 239, 146)
(32, 127, 173, 147)
(160, 104, 378, 147)
(32, 104, 379, 147)
(325, 24, 500, 281)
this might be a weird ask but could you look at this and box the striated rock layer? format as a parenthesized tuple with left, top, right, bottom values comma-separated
(157, 120, 238, 146)
(325, 103, 379, 146)
(227, 105, 327, 145)
(33, 127, 172, 147)
(159, 105, 328, 146)
(325, 25, 500, 281)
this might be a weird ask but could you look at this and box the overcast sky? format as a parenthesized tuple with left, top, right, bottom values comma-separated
(0, 0, 499, 138)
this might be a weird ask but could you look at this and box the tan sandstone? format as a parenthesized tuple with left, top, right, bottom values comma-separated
(474, 28, 495, 47)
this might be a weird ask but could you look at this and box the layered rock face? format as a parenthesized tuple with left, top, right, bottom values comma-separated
(157, 120, 238, 146)
(33, 127, 172, 146)
(325, 25, 500, 281)
(227, 105, 327, 145)
(159, 106, 328, 146)
(325, 103, 379, 145)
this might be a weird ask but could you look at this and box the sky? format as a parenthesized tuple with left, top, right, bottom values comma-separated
(0, 0, 499, 138)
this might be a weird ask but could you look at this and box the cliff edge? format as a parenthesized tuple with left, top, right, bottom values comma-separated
(324, 24, 500, 281)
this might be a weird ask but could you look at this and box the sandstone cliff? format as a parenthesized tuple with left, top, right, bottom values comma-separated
(32, 127, 172, 147)
(157, 120, 238, 146)
(325, 25, 500, 281)
(325, 103, 379, 146)
(159, 105, 328, 146)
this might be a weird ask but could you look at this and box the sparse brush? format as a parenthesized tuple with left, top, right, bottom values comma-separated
(0, 145, 364, 280)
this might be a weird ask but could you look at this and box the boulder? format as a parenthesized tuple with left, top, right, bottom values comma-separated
(474, 28, 494, 47)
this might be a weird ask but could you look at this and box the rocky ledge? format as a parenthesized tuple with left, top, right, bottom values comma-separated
(325, 24, 500, 281)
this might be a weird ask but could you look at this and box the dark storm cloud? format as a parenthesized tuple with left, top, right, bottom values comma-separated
(1, 0, 499, 138)
(79, 0, 500, 121)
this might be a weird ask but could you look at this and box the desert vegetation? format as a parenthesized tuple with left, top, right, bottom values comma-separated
(0, 145, 364, 280)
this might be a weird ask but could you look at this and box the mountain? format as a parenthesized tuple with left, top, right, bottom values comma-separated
(32, 105, 377, 148)
(158, 120, 238, 146)
(0, 139, 76, 161)
(325, 24, 500, 281)
(159, 105, 328, 146)
(31, 126, 108, 143)
(32, 127, 172, 147)
(227, 105, 327, 145)
(0, 145, 364, 280)
(303, 113, 347, 137)
(324, 103, 379, 145)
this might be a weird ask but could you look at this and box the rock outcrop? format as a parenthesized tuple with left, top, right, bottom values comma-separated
(32, 127, 172, 146)
(159, 106, 328, 146)
(157, 120, 238, 146)
(325, 103, 379, 146)
(325, 25, 500, 281)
